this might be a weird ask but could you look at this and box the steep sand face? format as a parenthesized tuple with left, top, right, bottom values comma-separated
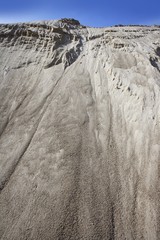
(0, 20, 160, 239)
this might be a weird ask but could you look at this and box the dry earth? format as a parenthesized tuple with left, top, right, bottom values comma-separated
(0, 19, 160, 239)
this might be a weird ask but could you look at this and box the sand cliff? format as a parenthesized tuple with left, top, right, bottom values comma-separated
(0, 19, 160, 239)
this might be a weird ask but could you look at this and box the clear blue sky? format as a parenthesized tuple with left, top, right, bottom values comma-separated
(0, 0, 160, 26)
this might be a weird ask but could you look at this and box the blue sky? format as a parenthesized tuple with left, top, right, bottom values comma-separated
(0, 0, 160, 26)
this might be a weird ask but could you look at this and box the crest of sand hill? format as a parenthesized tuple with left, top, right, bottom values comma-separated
(0, 18, 160, 240)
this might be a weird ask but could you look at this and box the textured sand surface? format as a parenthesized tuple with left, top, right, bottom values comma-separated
(0, 19, 160, 239)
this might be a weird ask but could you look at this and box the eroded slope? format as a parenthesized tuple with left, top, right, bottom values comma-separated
(0, 19, 160, 239)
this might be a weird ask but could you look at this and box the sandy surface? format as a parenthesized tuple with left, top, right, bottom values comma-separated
(0, 19, 160, 239)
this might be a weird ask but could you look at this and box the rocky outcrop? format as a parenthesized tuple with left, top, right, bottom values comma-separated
(0, 19, 160, 240)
